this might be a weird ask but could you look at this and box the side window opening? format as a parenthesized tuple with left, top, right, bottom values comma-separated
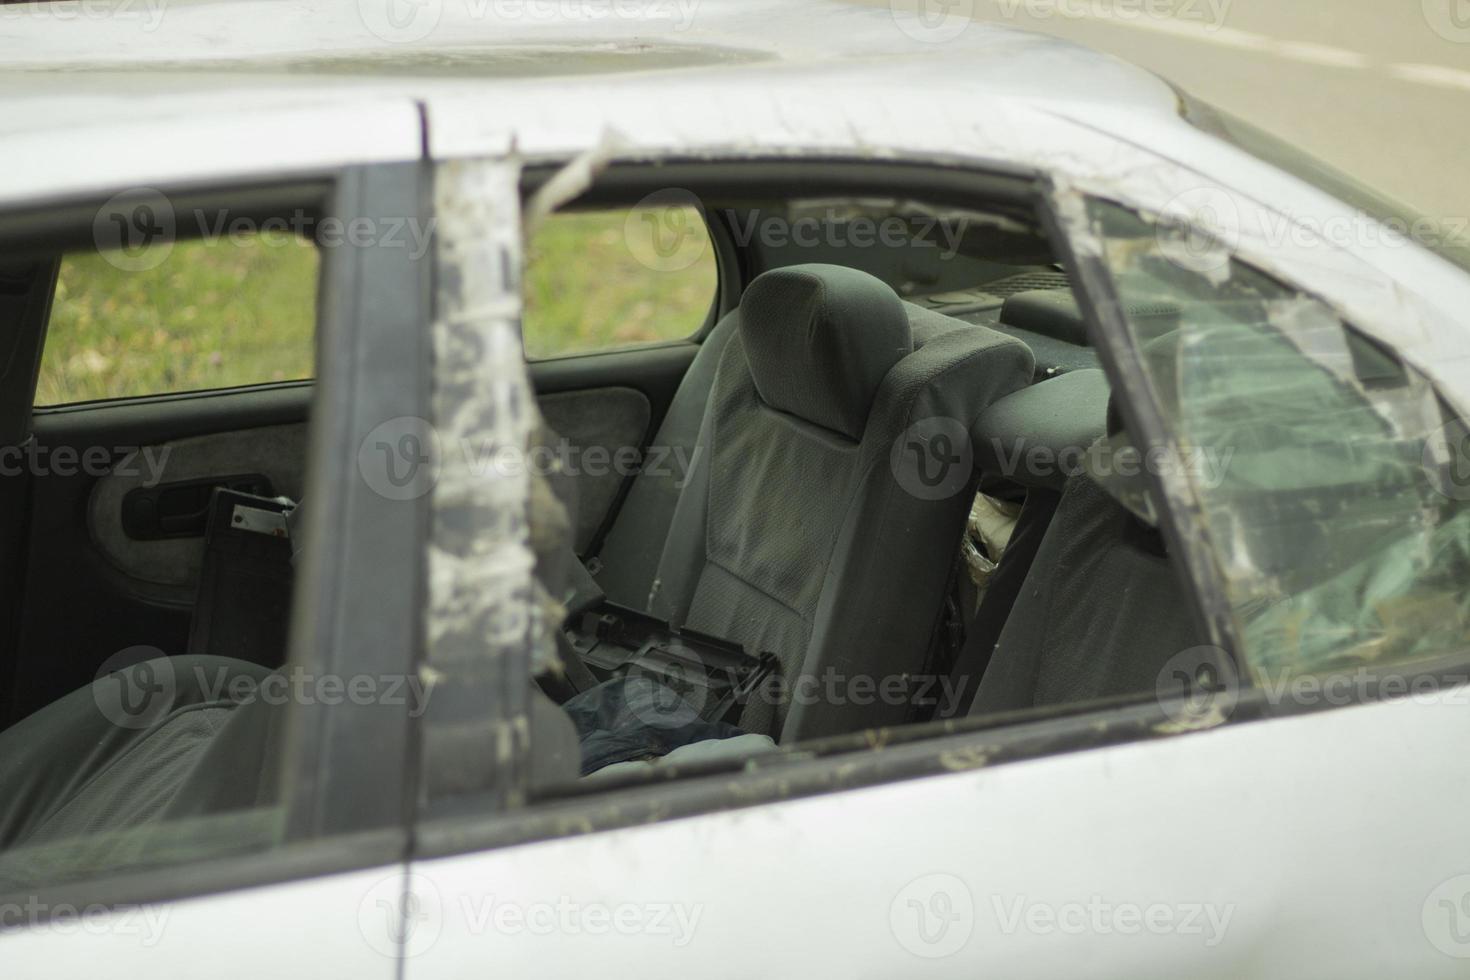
(420, 175, 1223, 823)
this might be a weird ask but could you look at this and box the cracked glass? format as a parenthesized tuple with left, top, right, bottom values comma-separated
(1087, 199, 1470, 685)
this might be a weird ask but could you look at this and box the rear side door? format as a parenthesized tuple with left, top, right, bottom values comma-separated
(397, 156, 1470, 980)
(0, 157, 432, 972)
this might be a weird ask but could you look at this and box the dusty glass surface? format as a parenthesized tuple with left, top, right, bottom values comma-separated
(1089, 200, 1470, 683)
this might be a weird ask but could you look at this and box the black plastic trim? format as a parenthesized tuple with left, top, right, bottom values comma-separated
(282, 160, 430, 842)
(30, 384, 313, 449)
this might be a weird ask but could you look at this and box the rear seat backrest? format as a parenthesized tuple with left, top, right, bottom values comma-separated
(645, 264, 1033, 740)
(594, 313, 742, 610)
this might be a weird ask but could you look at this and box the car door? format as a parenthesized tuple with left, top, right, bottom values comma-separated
(0, 153, 430, 975)
(0, 164, 431, 728)
(394, 155, 1470, 979)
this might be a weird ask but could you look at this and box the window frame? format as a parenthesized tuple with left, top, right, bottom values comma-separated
(17, 181, 331, 417)
(407, 151, 1470, 869)
(0, 161, 432, 917)
(409, 153, 1258, 863)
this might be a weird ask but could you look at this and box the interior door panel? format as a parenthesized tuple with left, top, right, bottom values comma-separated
(537, 387, 650, 553)
(2, 387, 310, 726)
(529, 342, 698, 556)
(89, 421, 308, 591)
(3, 342, 700, 726)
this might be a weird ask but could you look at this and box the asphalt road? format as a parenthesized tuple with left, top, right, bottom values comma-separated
(852, 0, 1470, 223)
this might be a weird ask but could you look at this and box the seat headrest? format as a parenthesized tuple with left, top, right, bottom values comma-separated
(739, 264, 913, 440)
(972, 369, 1111, 491)
(1000, 288, 1182, 347)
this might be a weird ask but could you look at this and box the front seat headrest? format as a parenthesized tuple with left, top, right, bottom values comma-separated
(972, 368, 1111, 491)
(739, 264, 913, 440)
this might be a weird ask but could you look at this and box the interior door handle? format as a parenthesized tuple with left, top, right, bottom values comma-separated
(122, 473, 275, 540)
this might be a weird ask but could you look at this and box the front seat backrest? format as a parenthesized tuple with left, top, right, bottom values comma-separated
(968, 474, 1207, 715)
(968, 369, 1208, 717)
(650, 264, 1033, 740)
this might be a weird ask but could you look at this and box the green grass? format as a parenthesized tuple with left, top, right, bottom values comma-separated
(38, 208, 714, 405)
(38, 233, 318, 405)
(522, 209, 717, 359)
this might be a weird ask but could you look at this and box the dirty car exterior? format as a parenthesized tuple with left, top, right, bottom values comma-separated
(2, 1, 1470, 977)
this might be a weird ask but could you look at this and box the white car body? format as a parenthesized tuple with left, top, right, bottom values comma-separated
(3, 1, 1469, 976)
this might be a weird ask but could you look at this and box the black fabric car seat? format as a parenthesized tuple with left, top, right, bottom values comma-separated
(966, 384, 1208, 717)
(939, 367, 1111, 717)
(634, 264, 1033, 740)
(967, 474, 1206, 715)
(593, 308, 742, 611)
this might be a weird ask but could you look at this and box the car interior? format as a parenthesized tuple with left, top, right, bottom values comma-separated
(0, 171, 1209, 876)
(512, 182, 1207, 793)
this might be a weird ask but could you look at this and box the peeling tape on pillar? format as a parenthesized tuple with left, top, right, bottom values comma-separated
(425, 158, 538, 799)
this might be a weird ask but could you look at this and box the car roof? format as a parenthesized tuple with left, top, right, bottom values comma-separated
(0, 0, 1181, 126)
(7, 0, 1469, 397)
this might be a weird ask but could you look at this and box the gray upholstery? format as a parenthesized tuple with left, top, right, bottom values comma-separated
(538, 386, 652, 554)
(649, 265, 1034, 740)
(87, 423, 308, 598)
(968, 474, 1205, 716)
(972, 368, 1111, 491)
(1000, 289, 1092, 346)
(739, 264, 912, 439)
(595, 313, 741, 609)
(1000, 288, 1181, 348)
(0, 656, 281, 856)
(596, 301, 972, 610)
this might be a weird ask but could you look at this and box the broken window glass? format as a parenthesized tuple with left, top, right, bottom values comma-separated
(1087, 199, 1470, 685)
